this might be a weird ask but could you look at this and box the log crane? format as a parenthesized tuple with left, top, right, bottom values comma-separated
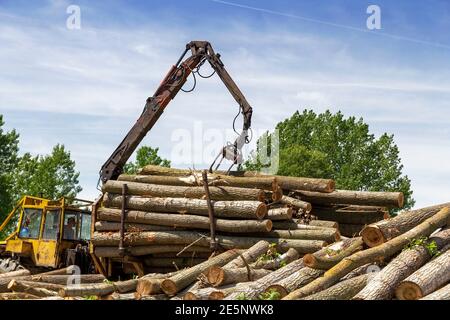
(99, 41, 253, 185)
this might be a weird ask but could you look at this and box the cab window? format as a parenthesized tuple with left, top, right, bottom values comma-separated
(63, 211, 80, 240)
(80, 213, 91, 240)
(42, 209, 61, 240)
(19, 208, 43, 239)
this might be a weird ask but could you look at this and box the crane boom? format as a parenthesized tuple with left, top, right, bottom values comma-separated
(99, 41, 253, 184)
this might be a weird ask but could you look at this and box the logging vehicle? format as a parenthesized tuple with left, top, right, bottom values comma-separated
(0, 196, 93, 274)
(90, 41, 254, 277)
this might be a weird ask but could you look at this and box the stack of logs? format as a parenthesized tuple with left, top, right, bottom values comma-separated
(2, 203, 450, 300)
(91, 165, 403, 275)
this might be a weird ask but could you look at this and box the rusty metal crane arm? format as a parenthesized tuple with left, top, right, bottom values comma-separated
(99, 41, 253, 184)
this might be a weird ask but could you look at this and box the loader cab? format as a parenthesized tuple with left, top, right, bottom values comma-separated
(1, 196, 92, 271)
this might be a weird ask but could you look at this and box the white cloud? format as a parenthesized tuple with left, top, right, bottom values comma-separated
(1, 5, 450, 207)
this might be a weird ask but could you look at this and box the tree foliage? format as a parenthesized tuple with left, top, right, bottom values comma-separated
(124, 146, 170, 174)
(245, 110, 414, 213)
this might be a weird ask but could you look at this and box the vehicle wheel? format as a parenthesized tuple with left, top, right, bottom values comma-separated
(0, 257, 25, 273)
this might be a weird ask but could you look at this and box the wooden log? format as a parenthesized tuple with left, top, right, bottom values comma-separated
(61, 279, 138, 297)
(395, 248, 450, 300)
(309, 220, 339, 228)
(311, 206, 388, 225)
(251, 248, 299, 270)
(183, 287, 224, 300)
(207, 266, 271, 287)
(136, 278, 163, 296)
(97, 207, 272, 233)
(30, 274, 106, 285)
(267, 207, 293, 221)
(340, 263, 377, 281)
(92, 231, 326, 254)
(139, 294, 169, 300)
(295, 190, 404, 208)
(303, 238, 364, 270)
(0, 269, 30, 279)
(225, 258, 305, 300)
(282, 207, 450, 300)
(37, 266, 77, 276)
(118, 173, 277, 191)
(105, 292, 138, 300)
(0, 292, 39, 300)
(103, 180, 266, 202)
(144, 257, 206, 268)
(208, 282, 251, 300)
(361, 202, 450, 247)
(137, 165, 335, 193)
(223, 240, 270, 269)
(0, 276, 31, 292)
(161, 250, 240, 296)
(280, 196, 312, 213)
(11, 281, 64, 292)
(272, 221, 335, 231)
(8, 279, 58, 297)
(264, 267, 324, 298)
(247, 229, 340, 243)
(94, 245, 211, 258)
(103, 193, 268, 220)
(302, 273, 374, 300)
(354, 228, 450, 300)
(95, 221, 177, 232)
(156, 252, 212, 259)
(420, 283, 450, 300)
(338, 224, 366, 237)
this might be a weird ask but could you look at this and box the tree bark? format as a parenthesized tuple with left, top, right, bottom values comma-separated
(420, 283, 450, 300)
(207, 266, 271, 287)
(309, 220, 339, 228)
(30, 274, 106, 285)
(103, 180, 266, 202)
(118, 173, 277, 191)
(0, 292, 39, 300)
(280, 196, 312, 213)
(303, 238, 364, 270)
(223, 240, 270, 269)
(92, 231, 326, 254)
(302, 273, 374, 300)
(137, 165, 335, 193)
(264, 267, 324, 298)
(395, 248, 450, 300)
(37, 266, 79, 276)
(95, 221, 177, 232)
(267, 207, 293, 221)
(251, 248, 299, 270)
(0, 269, 30, 279)
(272, 221, 334, 231)
(0, 276, 31, 292)
(8, 279, 58, 297)
(103, 193, 268, 220)
(183, 287, 223, 300)
(136, 278, 163, 296)
(311, 206, 388, 225)
(225, 258, 305, 300)
(97, 207, 272, 233)
(295, 190, 404, 208)
(282, 206, 450, 300)
(355, 228, 450, 300)
(247, 229, 340, 243)
(11, 281, 64, 292)
(161, 250, 240, 296)
(361, 202, 450, 247)
(94, 244, 211, 258)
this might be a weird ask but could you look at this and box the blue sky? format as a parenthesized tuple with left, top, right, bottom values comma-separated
(1, 0, 450, 208)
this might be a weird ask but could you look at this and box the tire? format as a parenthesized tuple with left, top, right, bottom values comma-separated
(0, 257, 25, 273)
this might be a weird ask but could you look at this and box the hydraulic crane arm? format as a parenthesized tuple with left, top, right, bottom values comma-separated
(99, 41, 253, 184)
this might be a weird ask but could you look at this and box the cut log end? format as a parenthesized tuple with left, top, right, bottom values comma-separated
(396, 281, 423, 300)
(271, 186, 283, 202)
(183, 292, 198, 300)
(264, 284, 288, 299)
(207, 266, 225, 287)
(302, 254, 317, 268)
(209, 291, 225, 300)
(398, 193, 405, 208)
(256, 203, 268, 219)
(361, 225, 386, 247)
(160, 279, 177, 296)
(265, 220, 273, 232)
(326, 180, 336, 193)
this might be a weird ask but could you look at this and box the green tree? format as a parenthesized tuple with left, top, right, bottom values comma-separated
(0, 115, 20, 229)
(12, 144, 82, 200)
(245, 110, 414, 214)
(124, 146, 171, 174)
